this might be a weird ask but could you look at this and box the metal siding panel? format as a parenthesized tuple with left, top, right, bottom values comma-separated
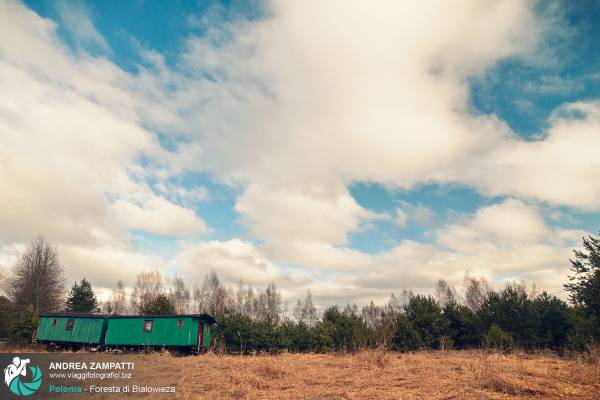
(36, 316, 105, 344)
(205, 322, 211, 346)
(105, 317, 196, 347)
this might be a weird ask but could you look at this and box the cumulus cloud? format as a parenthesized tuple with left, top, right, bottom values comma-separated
(173, 239, 290, 287)
(393, 202, 436, 228)
(0, 1, 206, 287)
(1, 0, 597, 306)
(58, 243, 165, 289)
(147, 0, 595, 288)
(166, 0, 537, 188)
(55, 0, 111, 54)
(337, 200, 583, 303)
(135, 0, 546, 269)
(453, 101, 600, 209)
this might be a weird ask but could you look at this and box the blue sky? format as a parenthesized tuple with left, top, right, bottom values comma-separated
(2, 0, 599, 304)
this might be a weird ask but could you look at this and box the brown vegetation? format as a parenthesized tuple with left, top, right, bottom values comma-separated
(181, 350, 598, 400)
(2, 343, 598, 399)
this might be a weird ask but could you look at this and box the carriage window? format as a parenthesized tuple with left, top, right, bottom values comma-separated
(143, 320, 153, 332)
(177, 319, 183, 328)
(51, 319, 57, 327)
(65, 319, 75, 331)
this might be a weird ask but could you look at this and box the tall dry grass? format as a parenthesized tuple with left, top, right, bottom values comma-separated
(171, 349, 598, 399)
(2, 342, 598, 399)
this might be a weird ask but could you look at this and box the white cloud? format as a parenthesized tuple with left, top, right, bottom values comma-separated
(341, 200, 583, 302)
(236, 185, 371, 246)
(523, 75, 583, 95)
(234, 184, 384, 270)
(0, 0, 596, 307)
(173, 239, 289, 287)
(154, 182, 209, 207)
(146, 0, 595, 288)
(394, 208, 408, 227)
(451, 101, 600, 210)
(58, 244, 165, 289)
(437, 199, 548, 249)
(112, 194, 206, 236)
(393, 202, 436, 228)
(55, 0, 111, 53)
(136, 0, 544, 268)
(0, 1, 206, 289)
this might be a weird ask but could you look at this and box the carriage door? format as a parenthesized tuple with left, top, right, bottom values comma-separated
(197, 321, 204, 351)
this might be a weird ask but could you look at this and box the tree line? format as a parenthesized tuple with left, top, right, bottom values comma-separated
(0, 233, 599, 354)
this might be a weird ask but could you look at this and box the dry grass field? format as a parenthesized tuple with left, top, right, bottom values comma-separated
(2, 344, 599, 399)
(171, 350, 599, 400)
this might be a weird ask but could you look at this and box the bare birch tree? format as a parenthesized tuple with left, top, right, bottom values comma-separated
(130, 271, 163, 314)
(169, 277, 191, 314)
(0, 266, 6, 296)
(462, 273, 491, 311)
(435, 279, 457, 307)
(107, 280, 128, 314)
(361, 300, 380, 327)
(294, 290, 318, 325)
(255, 282, 283, 324)
(194, 271, 228, 315)
(192, 285, 202, 313)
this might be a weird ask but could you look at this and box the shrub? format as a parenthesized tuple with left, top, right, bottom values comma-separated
(443, 301, 481, 349)
(0, 296, 15, 338)
(322, 306, 368, 352)
(567, 306, 600, 351)
(483, 324, 513, 353)
(390, 314, 422, 352)
(311, 321, 335, 352)
(532, 292, 572, 349)
(404, 295, 449, 348)
(213, 312, 255, 354)
(9, 305, 39, 345)
(479, 286, 538, 348)
(140, 294, 175, 315)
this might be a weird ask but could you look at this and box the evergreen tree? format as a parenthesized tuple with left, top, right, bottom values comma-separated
(404, 295, 449, 348)
(65, 278, 100, 313)
(443, 301, 481, 349)
(531, 292, 572, 349)
(479, 285, 537, 348)
(565, 233, 600, 319)
(213, 312, 252, 354)
(0, 296, 15, 338)
(483, 324, 513, 353)
(390, 314, 422, 351)
(322, 306, 368, 352)
(140, 294, 175, 315)
(9, 305, 39, 345)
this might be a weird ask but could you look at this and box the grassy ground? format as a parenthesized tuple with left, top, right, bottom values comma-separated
(2, 344, 598, 399)
(172, 350, 599, 400)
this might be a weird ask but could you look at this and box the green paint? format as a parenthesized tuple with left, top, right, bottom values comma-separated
(105, 316, 213, 347)
(36, 316, 107, 344)
(36, 314, 214, 349)
(203, 320, 212, 346)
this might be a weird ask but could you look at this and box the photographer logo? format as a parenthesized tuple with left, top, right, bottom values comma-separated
(4, 357, 43, 396)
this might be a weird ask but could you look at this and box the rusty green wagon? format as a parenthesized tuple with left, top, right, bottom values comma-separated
(35, 313, 215, 354)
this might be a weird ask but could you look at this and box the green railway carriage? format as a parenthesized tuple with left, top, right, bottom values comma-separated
(36, 313, 108, 346)
(105, 314, 214, 350)
(35, 313, 215, 353)
(104, 314, 215, 351)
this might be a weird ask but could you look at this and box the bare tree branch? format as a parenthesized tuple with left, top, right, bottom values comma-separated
(6, 235, 65, 312)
